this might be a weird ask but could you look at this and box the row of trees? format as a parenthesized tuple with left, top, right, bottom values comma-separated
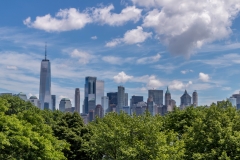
(1, 95, 240, 159)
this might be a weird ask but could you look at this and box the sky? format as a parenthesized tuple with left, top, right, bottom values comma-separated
(0, 0, 240, 110)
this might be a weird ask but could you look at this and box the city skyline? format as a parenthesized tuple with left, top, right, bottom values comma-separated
(0, 1, 240, 107)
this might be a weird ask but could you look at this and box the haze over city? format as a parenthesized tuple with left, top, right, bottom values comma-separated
(0, 0, 240, 107)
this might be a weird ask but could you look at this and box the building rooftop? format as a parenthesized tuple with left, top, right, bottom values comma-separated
(61, 98, 70, 101)
(18, 92, 26, 96)
(29, 96, 38, 99)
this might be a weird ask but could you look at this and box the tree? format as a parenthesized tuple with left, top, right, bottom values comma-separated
(183, 102, 240, 159)
(85, 112, 185, 160)
(52, 112, 90, 160)
(0, 97, 68, 160)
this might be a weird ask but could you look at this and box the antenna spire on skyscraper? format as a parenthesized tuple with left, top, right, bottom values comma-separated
(45, 42, 47, 60)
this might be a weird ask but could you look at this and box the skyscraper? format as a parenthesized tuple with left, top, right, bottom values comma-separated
(117, 86, 125, 113)
(96, 80, 104, 105)
(180, 90, 191, 109)
(95, 104, 103, 118)
(51, 95, 56, 111)
(59, 98, 72, 112)
(165, 87, 171, 106)
(131, 95, 144, 107)
(75, 88, 80, 114)
(124, 93, 128, 106)
(107, 92, 118, 106)
(101, 96, 109, 115)
(192, 90, 198, 107)
(148, 90, 163, 106)
(39, 46, 52, 110)
(84, 77, 97, 114)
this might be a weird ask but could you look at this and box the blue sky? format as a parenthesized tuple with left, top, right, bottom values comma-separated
(0, 0, 240, 109)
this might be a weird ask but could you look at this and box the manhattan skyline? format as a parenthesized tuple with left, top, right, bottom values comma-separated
(0, 1, 240, 106)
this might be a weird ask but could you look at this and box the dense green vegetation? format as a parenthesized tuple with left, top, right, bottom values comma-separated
(1, 95, 240, 159)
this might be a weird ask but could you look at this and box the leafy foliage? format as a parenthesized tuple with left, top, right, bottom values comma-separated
(1, 95, 240, 159)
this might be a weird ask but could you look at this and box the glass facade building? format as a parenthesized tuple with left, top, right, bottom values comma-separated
(75, 88, 80, 114)
(39, 54, 52, 110)
(117, 86, 125, 113)
(59, 98, 72, 112)
(84, 77, 97, 114)
(148, 90, 163, 106)
(96, 80, 104, 105)
(51, 95, 56, 111)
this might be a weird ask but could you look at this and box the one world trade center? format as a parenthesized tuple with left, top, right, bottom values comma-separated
(39, 45, 52, 110)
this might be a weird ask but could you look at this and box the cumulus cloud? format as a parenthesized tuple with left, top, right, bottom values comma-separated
(138, 0, 240, 57)
(146, 75, 163, 89)
(70, 49, 93, 64)
(91, 36, 97, 40)
(23, 8, 92, 32)
(105, 39, 122, 47)
(106, 26, 152, 47)
(199, 72, 210, 82)
(169, 80, 192, 90)
(113, 71, 133, 83)
(91, 4, 142, 26)
(137, 53, 161, 64)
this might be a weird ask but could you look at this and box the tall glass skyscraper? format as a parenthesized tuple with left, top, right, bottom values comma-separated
(96, 80, 104, 105)
(39, 47, 52, 110)
(148, 90, 163, 106)
(75, 88, 80, 114)
(117, 86, 125, 113)
(84, 77, 97, 114)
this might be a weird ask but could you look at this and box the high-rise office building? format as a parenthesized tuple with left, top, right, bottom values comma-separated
(122, 106, 130, 115)
(180, 90, 191, 109)
(75, 88, 80, 114)
(147, 96, 157, 116)
(148, 90, 163, 106)
(107, 92, 118, 106)
(51, 95, 56, 111)
(84, 77, 97, 114)
(124, 93, 128, 106)
(59, 98, 72, 112)
(89, 109, 95, 122)
(96, 80, 104, 105)
(95, 104, 103, 118)
(165, 87, 171, 106)
(29, 96, 41, 109)
(228, 97, 237, 107)
(192, 90, 198, 107)
(39, 46, 52, 110)
(101, 96, 109, 115)
(131, 95, 143, 107)
(232, 92, 240, 108)
(117, 86, 125, 113)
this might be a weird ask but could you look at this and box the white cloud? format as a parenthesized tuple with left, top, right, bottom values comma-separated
(146, 75, 163, 89)
(91, 36, 97, 40)
(6, 66, 18, 70)
(24, 8, 92, 32)
(139, 0, 240, 57)
(123, 26, 152, 44)
(113, 71, 133, 83)
(106, 26, 152, 47)
(169, 80, 192, 90)
(102, 56, 122, 64)
(136, 53, 161, 64)
(69, 49, 93, 64)
(105, 38, 122, 47)
(91, 4, 142, 26)
(181, 69, 193, 74)
(199, 72, 210, 82)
